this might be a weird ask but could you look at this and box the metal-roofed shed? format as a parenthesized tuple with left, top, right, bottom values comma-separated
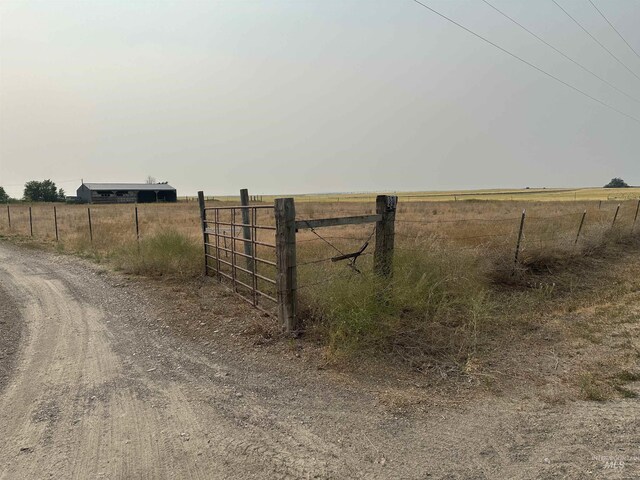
(76, 183, 177, 204)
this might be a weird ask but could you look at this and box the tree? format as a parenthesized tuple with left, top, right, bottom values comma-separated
(23, 180, 64, 202)
(604, 178, 629, 188)
(145, 176, 169, 185)
(0, 186, 8, 203)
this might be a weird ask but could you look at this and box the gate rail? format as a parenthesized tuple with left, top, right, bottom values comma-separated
(198, 192, 277, 315)
(198, 191, 397, 333)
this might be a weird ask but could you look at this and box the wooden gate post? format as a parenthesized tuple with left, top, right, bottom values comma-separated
(374, 195, 397, 277)
(198, 191, 209, 276)
(240, 188, 254, 272)
(275, 198, 297, 333)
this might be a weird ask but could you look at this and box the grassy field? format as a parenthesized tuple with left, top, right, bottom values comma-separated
(201, 186, 640, 203)
(1, 190, 640, 393)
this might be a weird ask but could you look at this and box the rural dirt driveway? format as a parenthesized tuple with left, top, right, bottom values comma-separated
(1, 241, 639, 479)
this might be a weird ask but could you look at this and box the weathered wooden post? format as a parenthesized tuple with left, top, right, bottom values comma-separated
(6, 204, 10, 230)
(513, 210, 526, 269)
(240, 188, 254, 272)
(87, 207, 93, 242)
(374, 195, 397, 277)
(612, 204, 620, 227)
(632, 200, 640, 234)
(198, 191, 209, 276)
(134, 206, 140, 242)
(53, 206, 59, 242)
(275, 198, 297, 333)
(29, 206, 33, 237)
(575, 210, 586, 245)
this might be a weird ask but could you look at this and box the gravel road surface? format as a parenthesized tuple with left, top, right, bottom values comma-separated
(1, 242, 639, 479)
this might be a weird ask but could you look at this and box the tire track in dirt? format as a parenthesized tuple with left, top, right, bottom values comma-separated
(0, 244, 372, 479)
(2, 242, 640, 479)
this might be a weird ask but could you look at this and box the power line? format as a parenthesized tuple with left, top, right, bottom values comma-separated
(409, 0, 640, 124)
(551, 0, 640, 83)
(481, 0, 640, 105)
(587, 0, 640, 64)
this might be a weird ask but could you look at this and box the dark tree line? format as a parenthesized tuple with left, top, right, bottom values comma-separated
(23, 180, 66, 202)
(604, 177, 629, 188)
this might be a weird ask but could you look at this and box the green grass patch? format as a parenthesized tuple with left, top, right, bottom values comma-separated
(301, 246, 492, 367)
(614, 385, 638, 399)
(579, 373, 609, 401)
(617, 370, 640, 382)
(110, 230, 202, 277)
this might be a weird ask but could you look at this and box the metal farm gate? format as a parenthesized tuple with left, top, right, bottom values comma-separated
(198, 191, 397, 333)
(198, 191, 278, 315)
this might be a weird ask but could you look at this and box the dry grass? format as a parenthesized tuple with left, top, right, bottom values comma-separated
(210, 186, 640, 203)
(0, 202, 205, 276)
(1, 196, 639, 394)
(293, 198, 640, 379)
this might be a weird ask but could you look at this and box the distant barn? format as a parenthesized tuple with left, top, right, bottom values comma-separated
(76, 183, 177, 204)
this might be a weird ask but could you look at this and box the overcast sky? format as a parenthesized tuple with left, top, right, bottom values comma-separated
(1, 0, 639, 198)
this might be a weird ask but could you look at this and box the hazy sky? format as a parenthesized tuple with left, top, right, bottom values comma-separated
(1, 0, 639, 197)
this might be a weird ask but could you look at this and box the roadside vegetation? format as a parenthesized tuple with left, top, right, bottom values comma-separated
(300, 214, 640, 369)
(1, 194, 639, 401)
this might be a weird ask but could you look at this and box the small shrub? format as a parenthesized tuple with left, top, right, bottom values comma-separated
(579, 373, 608, 401)
(301, 245, 492, 367)
(617, 370, 640, 382)
(614, 386, 638, 399)
(111, 230, 201, 277)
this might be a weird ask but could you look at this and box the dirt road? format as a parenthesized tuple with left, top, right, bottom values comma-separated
(1, 242, 639, 479)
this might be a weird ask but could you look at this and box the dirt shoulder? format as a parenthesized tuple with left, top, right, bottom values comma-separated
(0, 280, 23, 394)
(1, 241, 640, 479)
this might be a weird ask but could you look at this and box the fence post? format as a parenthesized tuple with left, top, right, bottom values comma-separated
(275, 198, 297, 334)
(54, 206, 59, 241)
(632, 200, 640, 234)
(134, 206, 140, 243)
(87, 207, 93, 242)
(29, 206, 33, 237)
(7, 204, 10, 230)
(134, 205, 141, 255)
(198, 191, 209, 276)
(374, 195, 397, 277)
(612, 204, 620, 227)
(240, 188, 254, 272)
(575, 210, 586, 245)
(514, 210, 526, 268)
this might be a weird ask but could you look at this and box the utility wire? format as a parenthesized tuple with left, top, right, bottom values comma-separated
(409, 0, 640, 124)
(587, 0, 640, 64)
(481, 0, 640, 104)
(551, 0, 640, 83)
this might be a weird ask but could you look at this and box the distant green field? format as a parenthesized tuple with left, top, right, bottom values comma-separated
(188, 187, 640, 204)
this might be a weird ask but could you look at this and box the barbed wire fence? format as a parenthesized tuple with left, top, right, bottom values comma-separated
(2, 196, 639, 333)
